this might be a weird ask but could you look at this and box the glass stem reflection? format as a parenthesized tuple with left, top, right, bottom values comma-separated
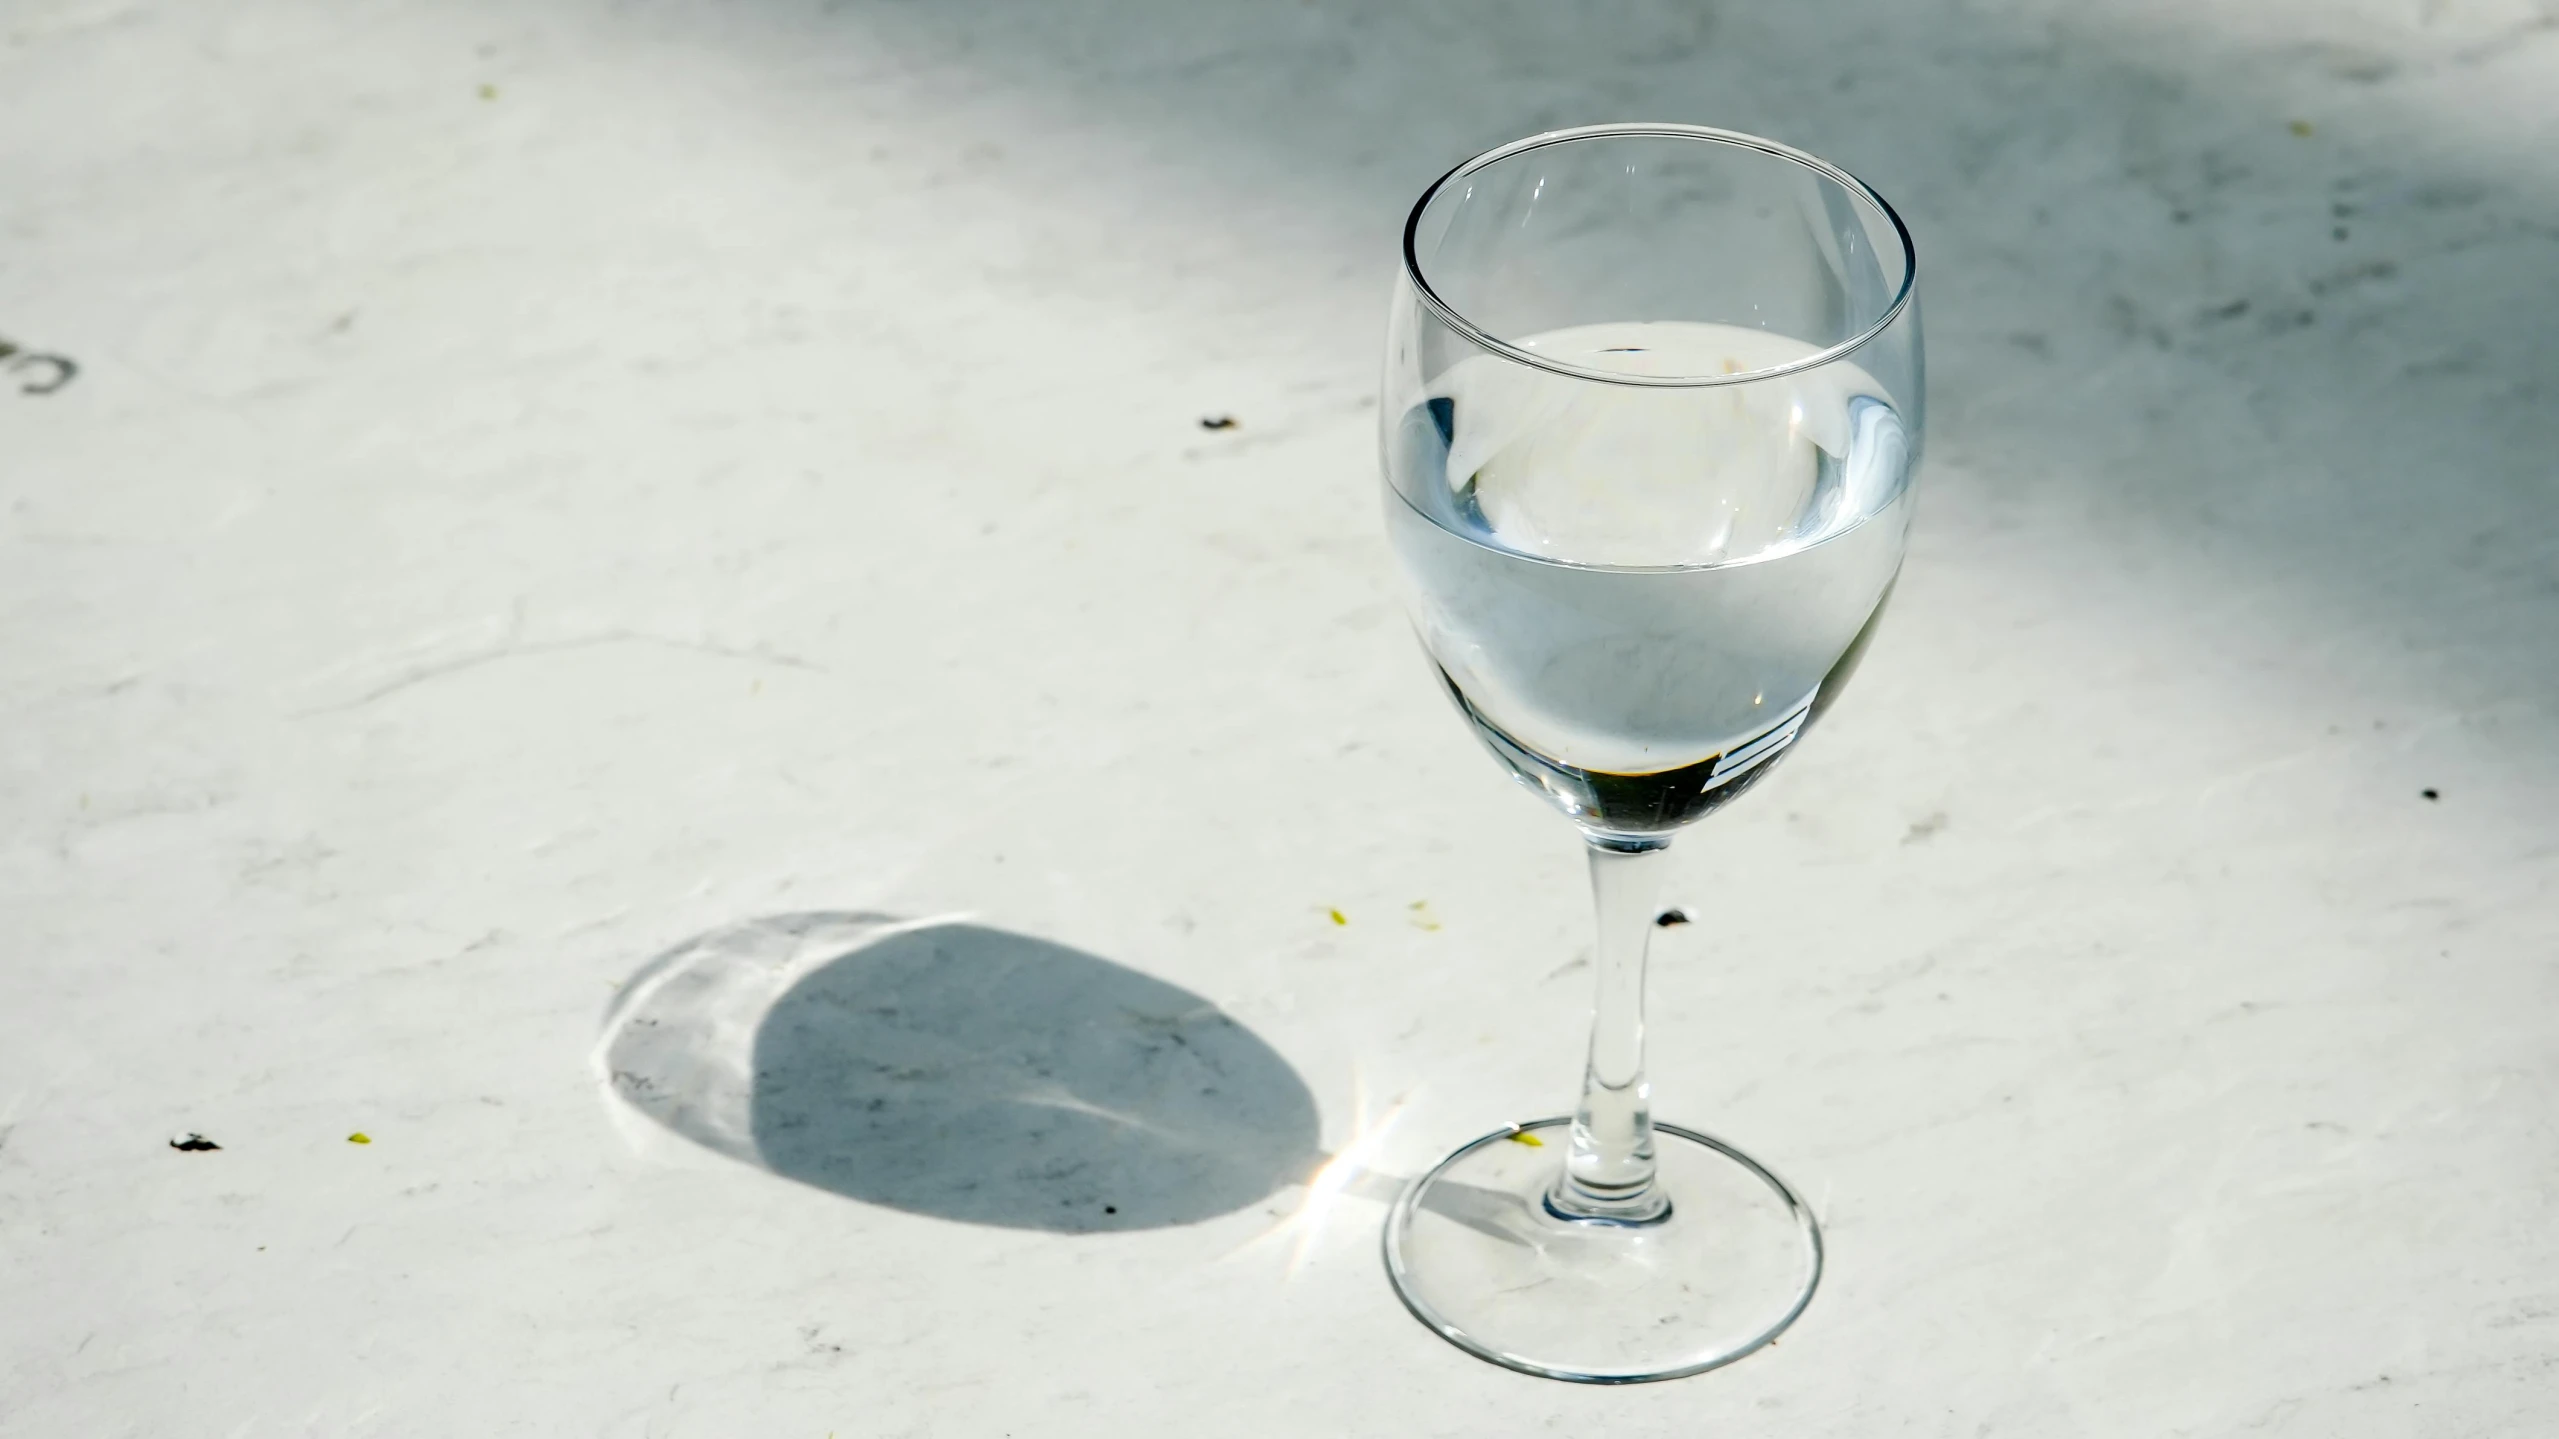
(1551, 836, 1673, 1224)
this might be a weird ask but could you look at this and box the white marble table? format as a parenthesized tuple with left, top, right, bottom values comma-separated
(6, 1, 2557, 1433)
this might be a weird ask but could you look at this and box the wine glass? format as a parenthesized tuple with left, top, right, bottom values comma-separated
(1377, 124, 1922, 1383)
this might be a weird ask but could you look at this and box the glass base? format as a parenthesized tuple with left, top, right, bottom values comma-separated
(1383, 1117, 1821, 1383)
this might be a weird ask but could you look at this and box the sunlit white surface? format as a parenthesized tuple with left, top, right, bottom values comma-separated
(3, 0, 2557, 1434)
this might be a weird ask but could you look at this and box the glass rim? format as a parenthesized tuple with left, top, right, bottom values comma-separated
(1401, 123, 1919, 390)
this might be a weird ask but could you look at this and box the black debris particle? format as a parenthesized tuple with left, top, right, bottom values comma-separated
(1198, 415, 1238, 431)
(1103, 1204, 1118, 1214)
(1655, 908, 1691, 928)
(2421, 788, 2440, 801)
(169, 1133, 222, 1152)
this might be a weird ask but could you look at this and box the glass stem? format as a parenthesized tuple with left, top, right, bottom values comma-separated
(1550, 835, 1673, 1224)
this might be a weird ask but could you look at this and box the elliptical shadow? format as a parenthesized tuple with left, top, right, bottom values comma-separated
(599, 911, 1323, 1233)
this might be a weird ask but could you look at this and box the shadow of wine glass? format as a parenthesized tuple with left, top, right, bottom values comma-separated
(597, 911, 1324, 1233)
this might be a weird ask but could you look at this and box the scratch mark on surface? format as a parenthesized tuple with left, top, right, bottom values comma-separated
(305, 632, 824, 714)
(9, 353, 76, 394)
